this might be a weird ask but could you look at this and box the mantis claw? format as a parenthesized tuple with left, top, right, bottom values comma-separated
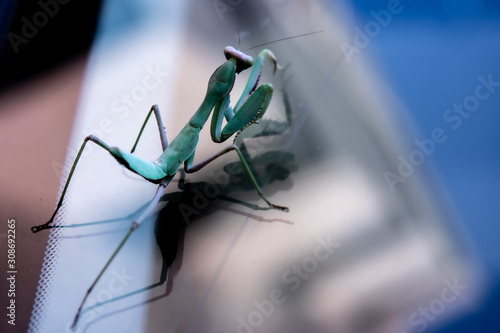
(268, 203, 289, 212)
(31, 222, 52, 233)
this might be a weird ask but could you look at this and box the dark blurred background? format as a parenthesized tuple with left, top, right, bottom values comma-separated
(0, 0, 102, 90)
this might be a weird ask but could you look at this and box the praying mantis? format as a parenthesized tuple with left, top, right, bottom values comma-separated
(31, 44, 291, 328)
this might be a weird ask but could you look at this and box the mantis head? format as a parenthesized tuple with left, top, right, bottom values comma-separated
(224, 46, 254, 74)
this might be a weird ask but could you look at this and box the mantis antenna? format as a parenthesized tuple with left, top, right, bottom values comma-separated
(231, 6, 322, 52)
(248, 30, 324, 50)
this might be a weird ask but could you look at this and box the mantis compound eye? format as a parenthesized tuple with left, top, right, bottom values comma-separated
(224, 46, 254, 73)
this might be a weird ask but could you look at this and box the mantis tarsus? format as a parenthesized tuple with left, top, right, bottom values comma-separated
(32, 44, 290, 328)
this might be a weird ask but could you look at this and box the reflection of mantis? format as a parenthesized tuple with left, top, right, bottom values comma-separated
(32, 45, 289, 328)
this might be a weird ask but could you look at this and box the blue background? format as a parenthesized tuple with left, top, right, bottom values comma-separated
(346, 0, 500, 331)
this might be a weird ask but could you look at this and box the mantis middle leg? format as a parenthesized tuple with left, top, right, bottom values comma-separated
(184, 143, 288, 211)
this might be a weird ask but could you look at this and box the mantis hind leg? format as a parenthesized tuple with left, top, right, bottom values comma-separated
(71, 180, 169, 329)
(31, 135, 165, 233)
(78, 258, 170, 326)
(32, 135, 114, 233)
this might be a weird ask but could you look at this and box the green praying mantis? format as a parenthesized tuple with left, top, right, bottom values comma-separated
(32, 44, 291, 328)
